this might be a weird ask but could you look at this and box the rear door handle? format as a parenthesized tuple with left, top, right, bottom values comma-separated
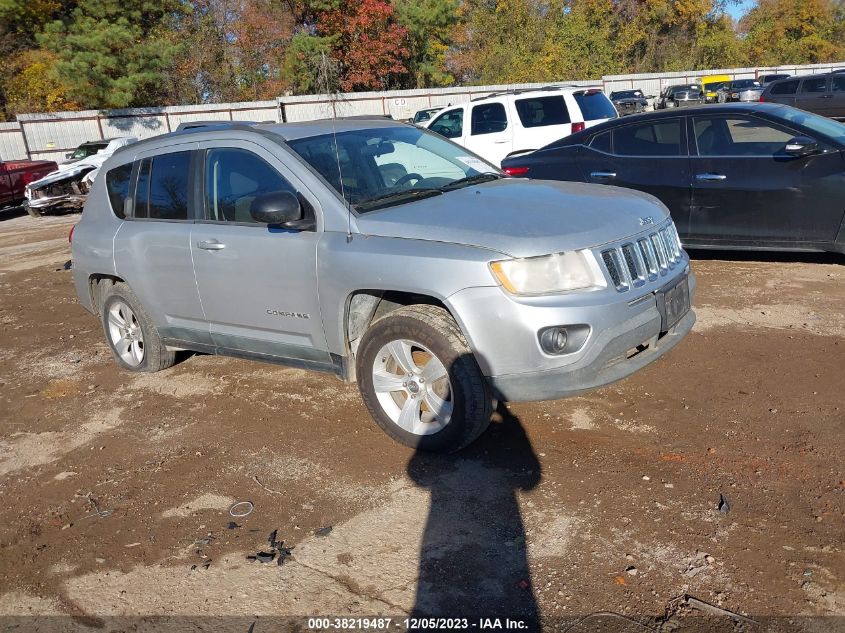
(197, 239, 226, 250)
(590, 171, 617, 180)
(820, 94, 833, 98)
(696, 173, 727, 181)
(493, 139, 510, 144)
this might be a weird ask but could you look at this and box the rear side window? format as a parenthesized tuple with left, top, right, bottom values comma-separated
(770, 80, 799, 95)
(613, 120, 682, 156)
(429, 109, 463, 138)
(589, 131, 611, 153)
(142, 151, 191, 220)
(514, 96, 571, 127)
(205, 148, 296, 223)
(470, 103, 508, 135)
(801, 77, 828, 93)
(105, 163, 132, 219)
(573, 92, 618, 121)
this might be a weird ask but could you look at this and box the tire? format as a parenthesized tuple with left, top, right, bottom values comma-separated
(100, 282, 176, 372)
(356, 305, 492, 452)
(24, 203, 40, 218)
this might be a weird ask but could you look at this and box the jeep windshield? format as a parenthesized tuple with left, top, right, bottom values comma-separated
(287, 126, 501, 212)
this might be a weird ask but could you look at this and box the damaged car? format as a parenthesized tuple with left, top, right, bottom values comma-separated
(24, 137, 136, 216)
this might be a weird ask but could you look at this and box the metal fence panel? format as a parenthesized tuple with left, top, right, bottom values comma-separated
(0, 123, 27, 161)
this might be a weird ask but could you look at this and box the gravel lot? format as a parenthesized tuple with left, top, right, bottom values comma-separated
(0, 211, 842, 631)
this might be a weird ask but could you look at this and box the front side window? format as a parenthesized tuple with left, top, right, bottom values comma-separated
(139, 151, 191, 220)
(613, 120, 682, 156)
(288, 126, 500, 212)
(801, 77, 828, 93)
(471, 103, 508, 135)
(770, 80, 799, 95)
(428, 109, 464, 138)
(205, 148, 296, 223)
(693, 116, 794, 156)
(105, 163, 133, 219)
(832, 75, 845, 92)
(514, 96, 571, 127)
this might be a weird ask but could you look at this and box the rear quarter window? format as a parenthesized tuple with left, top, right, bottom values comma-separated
(514, 96, 571, 127)
(770, 80, 799, 95)
(105, 163, 133, 219)
(573, 92, 618, 121)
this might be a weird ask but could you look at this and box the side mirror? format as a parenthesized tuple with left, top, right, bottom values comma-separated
(65, 152, 73, 158)
(784, 136, 821, 157)
(250, 191, 303, 225)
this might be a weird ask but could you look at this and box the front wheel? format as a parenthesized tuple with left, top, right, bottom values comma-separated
(356, 305, 492, 452)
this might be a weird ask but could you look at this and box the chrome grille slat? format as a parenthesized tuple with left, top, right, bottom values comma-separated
(601, 221, 684, 292)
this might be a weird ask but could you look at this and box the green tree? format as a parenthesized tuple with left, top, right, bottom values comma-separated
(39, 0, 186, 109)
(394, 0, 459, 87)
(741, 0, 844, 65)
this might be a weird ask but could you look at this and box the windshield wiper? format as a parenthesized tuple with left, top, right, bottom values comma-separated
(355, 188, 443, 212)
(439, 172, 502, 191)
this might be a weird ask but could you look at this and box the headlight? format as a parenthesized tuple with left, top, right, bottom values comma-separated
(489, 250, 605, 295)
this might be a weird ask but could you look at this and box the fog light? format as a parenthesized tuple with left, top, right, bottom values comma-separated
(539, 327, 568, 354)
(538, 324, 591, 355)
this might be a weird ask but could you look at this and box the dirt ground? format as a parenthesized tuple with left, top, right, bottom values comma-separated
(0, 209, 842, 632)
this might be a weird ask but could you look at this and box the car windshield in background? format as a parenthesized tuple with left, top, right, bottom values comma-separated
(778, 108, 845, 144)
(732, 80, 761, 89)
(69, 143, 107, 160)
(573, 91, 618, 120)
(287, 126, 501, 213)
(611, 90, 644, 99)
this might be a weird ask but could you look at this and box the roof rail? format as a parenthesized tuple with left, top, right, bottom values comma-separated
(469, 84, 602, 101)
(174, 120, 265, 131)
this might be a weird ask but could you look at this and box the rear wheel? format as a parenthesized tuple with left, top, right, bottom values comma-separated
(356, 305, 492, 452)
(100, 283, 175, 372)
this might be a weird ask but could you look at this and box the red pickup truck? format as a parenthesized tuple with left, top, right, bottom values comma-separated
(0, 158, 58, 210)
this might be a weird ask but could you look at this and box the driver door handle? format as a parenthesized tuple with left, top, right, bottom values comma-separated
(696, 173, 727, 181)
(197, 239, 226, 251)
(493, 139, 510, 144)
(590, 171, 616, 180)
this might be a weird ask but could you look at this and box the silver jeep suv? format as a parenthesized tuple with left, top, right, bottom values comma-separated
(71, 118, 695, 452)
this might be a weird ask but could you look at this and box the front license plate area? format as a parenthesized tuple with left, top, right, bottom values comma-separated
(658, 275, 690, 332)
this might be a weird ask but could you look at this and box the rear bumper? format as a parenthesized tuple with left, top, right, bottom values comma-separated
(488, 308, 694, 402)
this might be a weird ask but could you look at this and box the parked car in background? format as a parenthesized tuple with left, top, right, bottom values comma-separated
(62, 140, 111, 164)
(656, 85, 704, 109)
(25, 137, 136, 216)
(424, 86, 618, 165)
(71, 118, 694, 452)
(717, 79, 763, 103)
(0, 158, 57, 211)
(700, 74, 731, 103)
(501, 103, 845, 254)
(609, 89, 651, 116)
(758, 73, 790, 86)
(761, 71, 845, 120)
(412, 107, 444, 125)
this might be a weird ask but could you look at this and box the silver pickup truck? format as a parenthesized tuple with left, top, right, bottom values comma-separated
(71, 118, 695, 452)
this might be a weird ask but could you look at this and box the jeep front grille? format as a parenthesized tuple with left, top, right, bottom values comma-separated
(601, 223, 683, 292)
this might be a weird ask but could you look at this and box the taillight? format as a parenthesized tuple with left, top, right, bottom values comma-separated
(503, 166, 529, 177)
(759, 95, 765, 102)
(572, 121, 586, 133)
(69, 225, 75, 244)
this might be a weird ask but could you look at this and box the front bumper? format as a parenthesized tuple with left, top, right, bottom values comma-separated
(447, 268, 696, 403)
(489, 308, 694, 401)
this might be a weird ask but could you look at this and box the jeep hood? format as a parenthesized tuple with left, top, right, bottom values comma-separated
(354, 179, 669, 258)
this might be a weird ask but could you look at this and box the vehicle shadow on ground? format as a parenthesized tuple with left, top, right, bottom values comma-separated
(0, 206, 27, 221)
(688, 248, 843, 265)
(406, 402, 542, 629)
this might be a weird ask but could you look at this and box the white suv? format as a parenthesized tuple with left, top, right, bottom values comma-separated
(423, 86, 618, 166)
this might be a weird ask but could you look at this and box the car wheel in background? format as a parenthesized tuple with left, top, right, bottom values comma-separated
(100, 283, 176, 372)
(356, 305, 492, 452)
